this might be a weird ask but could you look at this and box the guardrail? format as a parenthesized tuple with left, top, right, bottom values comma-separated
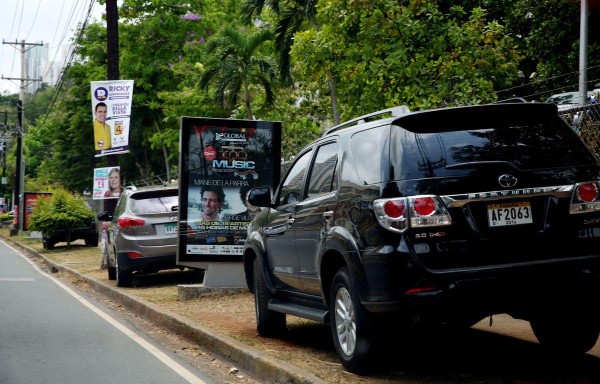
(559, 103, 600, 162)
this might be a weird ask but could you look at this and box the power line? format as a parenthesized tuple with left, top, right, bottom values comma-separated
(35, 0, 97, 126)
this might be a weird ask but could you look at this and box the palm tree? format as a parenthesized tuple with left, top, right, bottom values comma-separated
(199, 26, 275, 120)
(241, 0, 340, 124)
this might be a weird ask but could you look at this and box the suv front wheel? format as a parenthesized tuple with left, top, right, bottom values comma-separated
(253, 258, 286, 336)
(330, 267, 378, 374)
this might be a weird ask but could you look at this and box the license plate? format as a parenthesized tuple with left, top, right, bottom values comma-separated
(165, 224, 178, 234)
(487, 202, 532, 227)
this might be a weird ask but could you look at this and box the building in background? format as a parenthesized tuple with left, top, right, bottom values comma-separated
(24, 42, 72, 94)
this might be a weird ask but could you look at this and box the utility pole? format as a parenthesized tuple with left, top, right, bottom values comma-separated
(579, 0, 589, 105)
(0, 111, 15, 208)
(104, 0, 120, 216)
(2, 40, 43, 232)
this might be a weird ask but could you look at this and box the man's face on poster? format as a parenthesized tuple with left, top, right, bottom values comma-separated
(201, 191, 221, 220)
(95, 105, 107, 123)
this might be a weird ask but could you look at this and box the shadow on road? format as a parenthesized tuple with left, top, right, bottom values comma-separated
(130, 268, 205, 288)
(279, 320, 600, 383)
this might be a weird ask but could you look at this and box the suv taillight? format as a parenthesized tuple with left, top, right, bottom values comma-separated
(570, 181, 600, 214)
(374, 195, 451, 233)
(118, 217, 145, 229)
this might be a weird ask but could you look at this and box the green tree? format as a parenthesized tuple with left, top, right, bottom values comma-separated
(197, 25, 276, 120)
(438, 0, 600, 100)
(28, 189, 96, 249)
(291, 1, 522, 119)
(241, 0, 342, 124)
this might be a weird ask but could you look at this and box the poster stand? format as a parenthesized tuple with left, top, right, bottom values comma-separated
(177, 117, 281, 289)
(200, 262, 245, 288)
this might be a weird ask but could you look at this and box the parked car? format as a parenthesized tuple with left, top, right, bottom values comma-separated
(42, 218, 99, 250)
(243, 103, 600, 373)
(545, 91, 593, 111)
(97, 184, 180, 287)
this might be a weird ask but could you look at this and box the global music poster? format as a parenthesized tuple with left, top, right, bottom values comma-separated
(177, 117, 281, 263)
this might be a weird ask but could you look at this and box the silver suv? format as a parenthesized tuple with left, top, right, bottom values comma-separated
(98, 185, 180, 287)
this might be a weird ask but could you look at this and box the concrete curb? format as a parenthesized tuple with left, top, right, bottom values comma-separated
(5, 237, 327, 384)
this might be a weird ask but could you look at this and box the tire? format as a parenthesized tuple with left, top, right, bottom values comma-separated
(115, 254, 133, 287)
(329, 267, 377, 374)
(106, 245, 116, 280)
(46, 239, 55, 250)
(530, 314, 600, 355)
(107, 266, 116, 280)
(85, 236, 98, 247)
(253, 258, 286, 336)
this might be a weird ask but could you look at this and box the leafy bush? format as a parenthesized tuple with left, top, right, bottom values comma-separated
(0, 213, 12, 226)
(28, 189, 96, 248)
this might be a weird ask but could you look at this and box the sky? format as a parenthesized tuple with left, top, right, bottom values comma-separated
(0, 0, 104, 95)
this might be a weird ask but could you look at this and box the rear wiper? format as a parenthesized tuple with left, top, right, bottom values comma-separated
(445, 161, 521, 171)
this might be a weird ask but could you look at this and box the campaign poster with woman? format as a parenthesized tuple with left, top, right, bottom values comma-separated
(93, 166, 122, 200)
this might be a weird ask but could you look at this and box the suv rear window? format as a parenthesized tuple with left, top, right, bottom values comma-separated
(130, 192, 178, 214)
(391, 120, 591, 181)
(350, 106, 594, 184)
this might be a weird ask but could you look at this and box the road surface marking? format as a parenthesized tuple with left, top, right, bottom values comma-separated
(4, 241, 209, 384)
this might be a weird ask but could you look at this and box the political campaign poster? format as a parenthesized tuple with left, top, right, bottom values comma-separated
(91, 80, 134, 157)
(177, 117, 281, 264)
(93, 166, 122, 200)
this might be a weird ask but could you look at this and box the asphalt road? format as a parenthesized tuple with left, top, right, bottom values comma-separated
(5, 235, 600, 384)
(0, 239, 258, 384)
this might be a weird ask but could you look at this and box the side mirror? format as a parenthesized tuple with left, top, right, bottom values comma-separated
(247, 187, 272, 208)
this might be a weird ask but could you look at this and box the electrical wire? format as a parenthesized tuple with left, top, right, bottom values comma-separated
(36, 0, 97, 127)
(0, 1, 23, 90)
(23, 0, 42, 42)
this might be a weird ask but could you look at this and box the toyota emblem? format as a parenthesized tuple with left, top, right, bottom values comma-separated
(498, 174, 518, 188)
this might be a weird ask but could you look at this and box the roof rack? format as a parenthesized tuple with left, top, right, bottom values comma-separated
(323, 105, 410, 136)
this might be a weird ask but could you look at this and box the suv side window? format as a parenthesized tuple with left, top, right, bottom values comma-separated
(351, 126, 390, 185)
(307, 142, 338, 199)
(113, 194, 127, 219)
(280, 149, 312, 205)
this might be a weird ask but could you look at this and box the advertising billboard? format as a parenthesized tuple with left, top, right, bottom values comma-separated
(177, 117, 281, 265)
(24, 192, 52, 231)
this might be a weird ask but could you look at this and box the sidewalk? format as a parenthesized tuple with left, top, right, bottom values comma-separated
(2, 235, 327, 384)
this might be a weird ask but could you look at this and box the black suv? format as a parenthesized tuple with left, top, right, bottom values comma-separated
(42, 218, 99, 250)
(243, 103, 600, 373)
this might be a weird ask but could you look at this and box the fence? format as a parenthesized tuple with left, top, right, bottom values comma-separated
(559, 103, 600, 161)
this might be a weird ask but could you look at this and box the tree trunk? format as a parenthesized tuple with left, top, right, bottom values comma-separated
(66, 230, 72, 250)
(327, 70, 340, 125)
(244, 80, 253, 120)
(152, 119, 171, 182)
